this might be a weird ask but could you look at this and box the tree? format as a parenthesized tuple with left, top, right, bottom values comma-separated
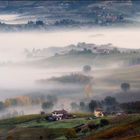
(111, 47, 120, 54)
(120, 101, 140, 113)
(36, 20, 44, 26)
(121, 83, 130, 92)
(88, 100, 98, 112)
(83, 65, 91, 73)
(104, 96, 118, 113)
(27, 21, 34, 25)
(79, 101, 85, 111)
(0, 101, 5, 111)
(100, 119, 109, 127)
(42, 102, 54, 111)
(88, 123, 99, 130)
(70, 102, 79, 111)
(104, 96, 118, 106)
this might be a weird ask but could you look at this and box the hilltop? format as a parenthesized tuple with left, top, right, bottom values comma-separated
(0, 0, 139, 31)
(22, 42, 140, 68)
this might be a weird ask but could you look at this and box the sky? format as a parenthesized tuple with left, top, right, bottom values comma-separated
(0, 27, 139, 61)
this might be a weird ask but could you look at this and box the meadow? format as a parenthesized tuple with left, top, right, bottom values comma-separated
(0, 113, 140, 140)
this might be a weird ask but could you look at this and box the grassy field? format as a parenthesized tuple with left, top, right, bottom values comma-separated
(0, 113, 140, 140)
(0, 113, 95, 139)
(17, 118, 91, 128)
(83, 114, 140, 140)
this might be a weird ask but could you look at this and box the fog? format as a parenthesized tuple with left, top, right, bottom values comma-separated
(0, 27, 140, 117)
(0, 66, 81, 99)
(0, 27, 140, 61)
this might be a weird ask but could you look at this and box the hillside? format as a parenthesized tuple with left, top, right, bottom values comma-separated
(29, 52, 140, 68)
(84, 115, 140, 140)
(0, 0, 140, 30)
(0, 113, 139, 140)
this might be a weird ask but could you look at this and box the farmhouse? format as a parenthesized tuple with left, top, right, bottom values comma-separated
(94, 108, 104, 117)
(51, 109, 68, 120)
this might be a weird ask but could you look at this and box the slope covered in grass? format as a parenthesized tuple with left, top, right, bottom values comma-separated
(84, 114, 140, 140)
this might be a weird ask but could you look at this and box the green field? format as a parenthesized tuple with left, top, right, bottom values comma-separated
(17, 118, 91, 128)
(0, 113, 140, 140)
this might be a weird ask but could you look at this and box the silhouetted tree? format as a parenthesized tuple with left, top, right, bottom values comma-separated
(71, 102, 79, 111)
(89, 100, 98, 112)
(36, 20, 44, 26)
(100, 119, 109, 127)
(120, 101, 140, 113)
(0, 101, 5, 111)
(104, 96, 118, 106)
(42, 102, 54, 111)
(79, 101, 85, 111)
(121, 83, 130, 92)
(27, 21, 34, 25)
(83, 65, 91, 73)
(104, 96, 119, 113)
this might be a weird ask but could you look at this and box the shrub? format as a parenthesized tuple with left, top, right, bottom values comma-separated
(88, 123, 99, 130)
(100, 119, 109, 127)
(36, 119, 41, 123)
(83, 65, 91, 73)
(81, 128, 89, 135)
(65, 129, 77, 139)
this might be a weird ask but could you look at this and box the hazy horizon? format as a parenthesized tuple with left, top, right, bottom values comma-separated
(0, 27, 140, 61)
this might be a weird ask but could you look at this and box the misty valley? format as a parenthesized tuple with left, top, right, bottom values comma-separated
(0, 41, 140, 119)
(0, 1, 140, 140)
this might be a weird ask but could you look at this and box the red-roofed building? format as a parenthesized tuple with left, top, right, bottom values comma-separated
(51, 109, 68, 120)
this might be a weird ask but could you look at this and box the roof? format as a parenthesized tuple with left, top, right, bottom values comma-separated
(94, 108, 103, 112)
(52, 109, 68, 114)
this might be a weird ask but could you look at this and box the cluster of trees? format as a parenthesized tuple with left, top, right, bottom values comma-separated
(42, 95, 58, 112)
(71, 95, 140, 114)
(88, 96, 119, 113)
(71, 96, 119, 113)
(67, 48, 93, 55)
(0, 20, 46, 32)
(40, 73, 93, 84)
(0, 101, 5, 111)
(129, 57, 140, 66)
(27, 20, 44, 27)
(0, 95, 54, 112)
(71, 101, 88, 112)
(4, 95, 46, 108)
(54, 19, 80, 26)
(120, 101, 140, 113)
(0, 110, 24, 119)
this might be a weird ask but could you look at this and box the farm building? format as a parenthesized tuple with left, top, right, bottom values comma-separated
(94, 108, 104, 117)
(51, 109, 69, 120)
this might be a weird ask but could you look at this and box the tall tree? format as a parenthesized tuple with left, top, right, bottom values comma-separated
(89, 100, 98, 112)
(121, 83, 130, 92)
